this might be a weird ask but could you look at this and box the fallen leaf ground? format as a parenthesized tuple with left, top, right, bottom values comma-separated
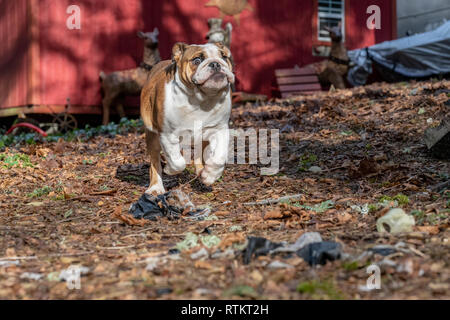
(0, 80, 449, 300)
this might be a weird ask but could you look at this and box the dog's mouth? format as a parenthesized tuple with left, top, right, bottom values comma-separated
(191, 59, 235, 90)
(193, 71, 224, 85)
(193, 68, 235, 88)
(208, 72, 227, 81)
(200, 73, 229, 92)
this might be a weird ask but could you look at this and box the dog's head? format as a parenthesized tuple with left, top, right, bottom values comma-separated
(137, 28, 159, 49)
(171, 42, 235, 93)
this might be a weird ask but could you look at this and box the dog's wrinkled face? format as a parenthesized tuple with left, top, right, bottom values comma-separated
(172, 42, 234, 92)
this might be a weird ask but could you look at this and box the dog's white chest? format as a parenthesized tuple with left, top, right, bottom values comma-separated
(163, 81, 231, 136)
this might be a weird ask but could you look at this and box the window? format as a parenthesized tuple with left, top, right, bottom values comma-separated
(318, 0, 345, 42)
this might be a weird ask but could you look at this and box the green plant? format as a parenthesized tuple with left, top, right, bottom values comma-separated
(298, 153, 317, 172)
(0, 153, 34, 168)
(394, 194, 410, 206)
(184, 167, 195, 175)
(0, 117, 144, 150)
(426, 213, 447, 225)
(27, 186, 52, 198)
(411, 210, 446, 225)
(64, 209, 73, 219)
(297, 279, 344, 300)
(379, 194, 410, 207)
(411, 210, 426, 224)
(224, 285, 258, 298)
(342, 261, 359, 271)
(97, 152, 110, 158)
(340, 130, 353, 136)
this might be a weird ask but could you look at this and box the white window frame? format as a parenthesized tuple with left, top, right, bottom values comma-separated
(317, 0, 345, 42)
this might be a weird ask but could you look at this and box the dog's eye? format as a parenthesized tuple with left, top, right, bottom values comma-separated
(222, 54, 228, 61)
(192, 57, 203, 65)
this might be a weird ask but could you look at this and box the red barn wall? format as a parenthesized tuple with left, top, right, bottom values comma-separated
(0, 0, 395, 114)
(38, 0, 145, 108)
(345, 0, 396, 49)
(0, 0, 29, 113)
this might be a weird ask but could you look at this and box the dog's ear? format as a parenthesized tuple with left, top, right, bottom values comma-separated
(153, 27, 159, 35)
(172, 42, 187, 64)
(214, 42, 233, 70)
(137, 31, 145, 39)
(214, 42, 231, 58)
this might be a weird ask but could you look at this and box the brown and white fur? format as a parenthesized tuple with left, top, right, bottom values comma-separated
(140, 42, 235, 195)
(100, 28, 161, 125)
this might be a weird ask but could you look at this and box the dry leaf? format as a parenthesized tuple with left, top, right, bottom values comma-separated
(215, 211, 231, 217)
(337, 211, 353, 223)
(219, 233, 246, 250)
(416, 225, 439, 235)
(111, 206, 147, 226)
(194, 260, 213, 269)
(263, 210, 284, 220)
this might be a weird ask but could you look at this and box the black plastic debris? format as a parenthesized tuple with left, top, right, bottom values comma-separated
(129, 193, 181, 221)
(423, 118, 450, 159)
(243, 237, 283, 264)
(368, 247, 396, 256)
(129, 189, 207, 221)
(241, 234, 343, 266)
(168, 248, 180, 255)
(296, 241, 342, 266)
(202, 227, 212, 234)
(156, 288, 173, 296)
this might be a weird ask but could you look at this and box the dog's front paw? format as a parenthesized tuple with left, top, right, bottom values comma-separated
(145, 184, 166, 196)
(164, 157, 186, 175)
(200, 166, 224, 186)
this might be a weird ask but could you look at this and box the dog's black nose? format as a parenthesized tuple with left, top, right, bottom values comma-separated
(209, 62, 221, 71)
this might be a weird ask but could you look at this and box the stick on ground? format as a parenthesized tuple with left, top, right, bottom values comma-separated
(243, 194, 303, 206)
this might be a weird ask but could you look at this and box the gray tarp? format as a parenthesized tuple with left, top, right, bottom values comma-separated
(347, 21, 450, 86)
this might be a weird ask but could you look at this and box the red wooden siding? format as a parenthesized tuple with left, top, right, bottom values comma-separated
(0, 0, 29, 113)
(0, 0, 396, 115)
(38, 0, 144, 107)
(345, 0, 396, 49)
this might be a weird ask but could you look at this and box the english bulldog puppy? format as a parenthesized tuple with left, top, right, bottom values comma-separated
(140, 42, 235, 195)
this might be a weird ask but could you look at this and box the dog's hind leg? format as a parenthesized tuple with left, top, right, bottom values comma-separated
(145, 129, 165, 196)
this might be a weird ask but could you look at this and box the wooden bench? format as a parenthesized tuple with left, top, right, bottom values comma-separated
(275, 65, 322, 98)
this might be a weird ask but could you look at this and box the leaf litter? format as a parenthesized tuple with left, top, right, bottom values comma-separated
(0, 80, 449, 299)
